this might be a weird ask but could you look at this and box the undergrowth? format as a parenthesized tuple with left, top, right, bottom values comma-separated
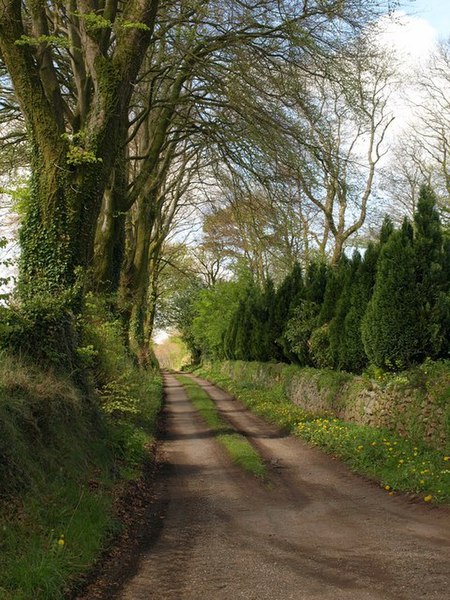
(0, 295, 162, 599)
(176, 375, 266, 478)
(196, 365, 450, 504)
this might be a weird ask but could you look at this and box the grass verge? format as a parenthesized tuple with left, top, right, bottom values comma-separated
(0, 295, 163, 600)
(195, 366, 450, 505)
(175, 375, 266, 478)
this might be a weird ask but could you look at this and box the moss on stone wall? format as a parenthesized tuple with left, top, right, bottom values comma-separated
(214, 360, 450, 452)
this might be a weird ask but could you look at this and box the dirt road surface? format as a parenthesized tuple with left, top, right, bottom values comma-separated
(119, 372, 450, 600)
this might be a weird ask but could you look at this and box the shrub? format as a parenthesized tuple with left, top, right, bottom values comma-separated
(309, 323, 333, 369)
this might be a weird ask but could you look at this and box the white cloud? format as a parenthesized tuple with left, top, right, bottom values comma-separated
(376, 11, 437, 70)
(370, 12, 440, 142)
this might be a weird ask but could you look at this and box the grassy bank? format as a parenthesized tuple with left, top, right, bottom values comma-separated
(196, 364, 450, 504)
(176, 375, 266, 478)
(0, 297, 163, 599)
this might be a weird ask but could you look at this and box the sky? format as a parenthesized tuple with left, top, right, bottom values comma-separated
(400, 0, 450, 39)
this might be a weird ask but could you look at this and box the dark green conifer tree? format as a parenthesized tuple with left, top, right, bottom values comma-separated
(304, 261, 329, 304)
(309, 255, 349, 369)
(282, 260, 329, 365)
(379, 214, 394, 245)
(233, 294, 254, 361)
(329, 251, 362, 369)
(414, 185, 445, 358)
(249, 283, 268, 361)
(232, 282, 265, 361)
(224, 308, 240, 359)
(318, 255, 350, 325)
(438, 236, 450, 358)
(274, 262, 304, 361)
(340, 243, 379, 372)
(362, 218, 421, 369)
(260, 277, 278, 361)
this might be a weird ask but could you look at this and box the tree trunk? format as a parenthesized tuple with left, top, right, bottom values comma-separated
(19, 142, 111, 295)
(92, 143, 128, 294)
(119, 192, 158, 360)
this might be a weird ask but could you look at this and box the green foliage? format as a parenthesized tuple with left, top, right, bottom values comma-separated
(309, 323, 333, 369)
(15, 34, 70, 48)
(191, 280, 245, 360)
(0, 296, 163, 599)
(339, 243, 379, 373)
(81, 293, 162, 435)
(414, 185, 447, 358)
(119, 19, 151, 31)
(362, 220, 422, 370)
(0, 294, 80, 371)
(283, 299, 320, 365)
(62, 131, 103, 166)
(72, 11, 112, 31)
(328, 252, 362, 369)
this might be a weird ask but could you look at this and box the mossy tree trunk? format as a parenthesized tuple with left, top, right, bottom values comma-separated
(0, 0, 159, 300)
(119, 191, 157, 359)
(92, 129, 129, 295)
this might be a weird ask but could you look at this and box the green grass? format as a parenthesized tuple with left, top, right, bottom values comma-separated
(0, 475, 117, 600)
(196, 366, 450, 505)
(0, 297, 164, 600)
(175, 375, 266, 478)
(0, 367, 163, 599)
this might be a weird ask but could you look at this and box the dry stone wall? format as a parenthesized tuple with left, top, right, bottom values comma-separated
(217, 361, 450, 451)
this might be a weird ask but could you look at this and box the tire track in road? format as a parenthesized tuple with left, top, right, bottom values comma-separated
(119, 372, 450, 600)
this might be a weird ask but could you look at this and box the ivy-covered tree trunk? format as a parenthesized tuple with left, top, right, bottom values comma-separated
(0, 0, 159, 366)
(92, 138, 129, 295)
(0, 0, 159, 295)
(20, 147, 107, 297)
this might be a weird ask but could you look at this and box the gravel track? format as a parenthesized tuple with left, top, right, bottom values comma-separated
(118, 372, 450, 600)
